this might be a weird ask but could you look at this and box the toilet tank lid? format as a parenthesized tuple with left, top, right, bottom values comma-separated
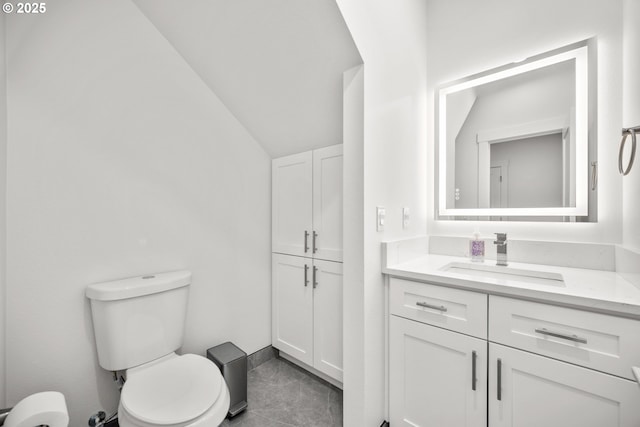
(86, 270, 191, 301)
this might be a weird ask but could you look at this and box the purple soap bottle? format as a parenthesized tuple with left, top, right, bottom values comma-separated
(470, 231, 485, 262)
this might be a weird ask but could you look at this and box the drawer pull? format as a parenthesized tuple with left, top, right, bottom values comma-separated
(497, 358, 502, 401)
(534, 328, 587, 344)
(471, 351, 477, 391)
(416, 302, 448, 312)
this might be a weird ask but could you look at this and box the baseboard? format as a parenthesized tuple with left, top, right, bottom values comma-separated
(278, 351, 343, 390)
(247, 345, 277, 371)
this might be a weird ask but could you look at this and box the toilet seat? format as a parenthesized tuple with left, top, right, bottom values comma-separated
(120, 353, 227, 426)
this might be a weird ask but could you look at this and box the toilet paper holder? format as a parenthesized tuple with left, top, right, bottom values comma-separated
(0, 391, 69, 427)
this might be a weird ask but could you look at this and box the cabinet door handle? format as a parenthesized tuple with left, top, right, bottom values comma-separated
(497, 358, 502, 401)
(415, 302, 448, 312)
(304, 231, 309, 253)
(534, 328, 587, 344)
(312, 231, 318, 253)
(313, 266, 318, 288)
(304, 264, 309, 287)
(471, 351, 477, 391)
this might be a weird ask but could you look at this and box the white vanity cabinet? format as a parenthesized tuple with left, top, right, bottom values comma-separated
(390, 316, 487, 427)
(389, 278, 488, 426)
(272, 144, 343, 262)
(388, 278, 640, 427)
(489, 343, 640, 427)
(272, 253, 343, 382)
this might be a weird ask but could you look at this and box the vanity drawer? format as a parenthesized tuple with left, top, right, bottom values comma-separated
(489, 295, 640, 380)
(389, 278, 487, 339)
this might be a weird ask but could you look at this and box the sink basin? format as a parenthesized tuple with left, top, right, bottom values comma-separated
(440, 262, 565, 286)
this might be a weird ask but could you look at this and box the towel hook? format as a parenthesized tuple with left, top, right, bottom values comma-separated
(619, 127, 637, 176)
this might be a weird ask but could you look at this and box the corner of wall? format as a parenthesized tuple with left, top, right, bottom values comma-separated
(0, 10, 7, 408)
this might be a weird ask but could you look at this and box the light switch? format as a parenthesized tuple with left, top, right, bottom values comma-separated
(402, 207, 410, 229)
(376, 206, 386, 232)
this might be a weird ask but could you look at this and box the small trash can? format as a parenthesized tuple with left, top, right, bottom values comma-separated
(206, 342, 248, 418)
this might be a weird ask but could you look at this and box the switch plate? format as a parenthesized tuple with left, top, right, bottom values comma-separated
(402, 207, 410, 229)
(376, 206, 386, 232)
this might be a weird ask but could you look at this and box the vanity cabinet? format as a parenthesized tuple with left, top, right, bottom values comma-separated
(388, 278, 640, 427)
(272, 253, 343, 382)
(272, 144, 343, 262)
(489, 343, 640, 427)
(390, 316, 487, 427)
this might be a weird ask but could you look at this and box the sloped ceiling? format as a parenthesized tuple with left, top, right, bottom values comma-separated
(132, 0, 362, 158)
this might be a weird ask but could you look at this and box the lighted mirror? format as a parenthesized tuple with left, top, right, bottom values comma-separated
(437, 40, 596, 220)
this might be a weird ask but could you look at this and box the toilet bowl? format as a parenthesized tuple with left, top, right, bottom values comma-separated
(85, 271, 231, 427)
(117, 354, 230, 427)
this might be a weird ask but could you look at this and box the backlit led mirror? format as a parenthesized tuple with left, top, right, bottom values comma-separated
(437, 40, 596, 221)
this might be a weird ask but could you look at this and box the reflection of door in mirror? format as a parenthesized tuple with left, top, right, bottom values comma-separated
(489, 133, 564, 209)
(490, 166, 501, 208)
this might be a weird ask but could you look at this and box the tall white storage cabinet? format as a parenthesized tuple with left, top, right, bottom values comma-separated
(272, 144, 343, 384)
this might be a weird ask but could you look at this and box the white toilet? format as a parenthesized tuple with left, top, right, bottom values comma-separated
(86, 271, 230, 427)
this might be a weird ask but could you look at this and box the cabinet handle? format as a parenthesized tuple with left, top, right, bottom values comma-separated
(312, 231, 318, 253)
(304, 264, 309, 287)
(313, 266, 318, 288)
(415, 302, 448, 312)
(471, 351, 477, 391)
(534, 328, 587, 344)
(304, 231, 309, 253)
(497, 358, 502, 401)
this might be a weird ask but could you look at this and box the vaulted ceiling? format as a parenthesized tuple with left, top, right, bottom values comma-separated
(132, 0, 362, 158)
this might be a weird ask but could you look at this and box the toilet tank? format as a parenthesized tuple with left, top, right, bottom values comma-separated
(86, 271, 191, 371)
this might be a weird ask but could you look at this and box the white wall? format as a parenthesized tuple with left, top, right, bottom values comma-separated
(427, 0, 623, 242)
(622, 0, 640, 251)
(336, 1, 428, 424)
(342, 64, 365, 424)
(4, 1, 271, 424)
(0, 13, 6, 409)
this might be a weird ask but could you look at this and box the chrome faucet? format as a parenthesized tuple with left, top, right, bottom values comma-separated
(494, 233, 508, 266)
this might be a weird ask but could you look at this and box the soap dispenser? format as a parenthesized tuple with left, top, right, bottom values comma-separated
(469, 231, 485, 262)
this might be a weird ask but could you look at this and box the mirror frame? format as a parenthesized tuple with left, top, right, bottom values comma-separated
(437, 40, 591, 218)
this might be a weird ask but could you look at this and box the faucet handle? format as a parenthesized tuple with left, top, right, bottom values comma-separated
(494, 233, 507, 244)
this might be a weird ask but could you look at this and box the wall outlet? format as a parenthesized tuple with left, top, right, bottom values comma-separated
(376, 206, 386, 232)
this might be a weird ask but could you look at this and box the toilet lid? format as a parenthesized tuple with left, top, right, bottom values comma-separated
(121, 354, 223, 425)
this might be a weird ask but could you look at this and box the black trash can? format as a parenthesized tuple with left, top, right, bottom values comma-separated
(206, 342, 248, 418)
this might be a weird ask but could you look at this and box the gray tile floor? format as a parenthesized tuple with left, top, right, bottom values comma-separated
(221, 357, 343, 427)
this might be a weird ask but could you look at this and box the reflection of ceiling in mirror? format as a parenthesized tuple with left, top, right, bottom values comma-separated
(473, 59, 575, 99)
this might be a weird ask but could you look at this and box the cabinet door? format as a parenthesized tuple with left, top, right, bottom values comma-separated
(312, 145, 343, 262)
(272, 151, 313, 257)
(489, 343, 640, 427)
(312, 259, 343, 382)
(272, 254, 313, 365)
(390, 316, 487, 427)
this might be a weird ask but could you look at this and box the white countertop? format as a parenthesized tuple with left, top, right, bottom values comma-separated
(383, 254, 640, 318)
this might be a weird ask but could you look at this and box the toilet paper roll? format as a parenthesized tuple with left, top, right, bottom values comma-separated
(4, 391, 69, 427)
